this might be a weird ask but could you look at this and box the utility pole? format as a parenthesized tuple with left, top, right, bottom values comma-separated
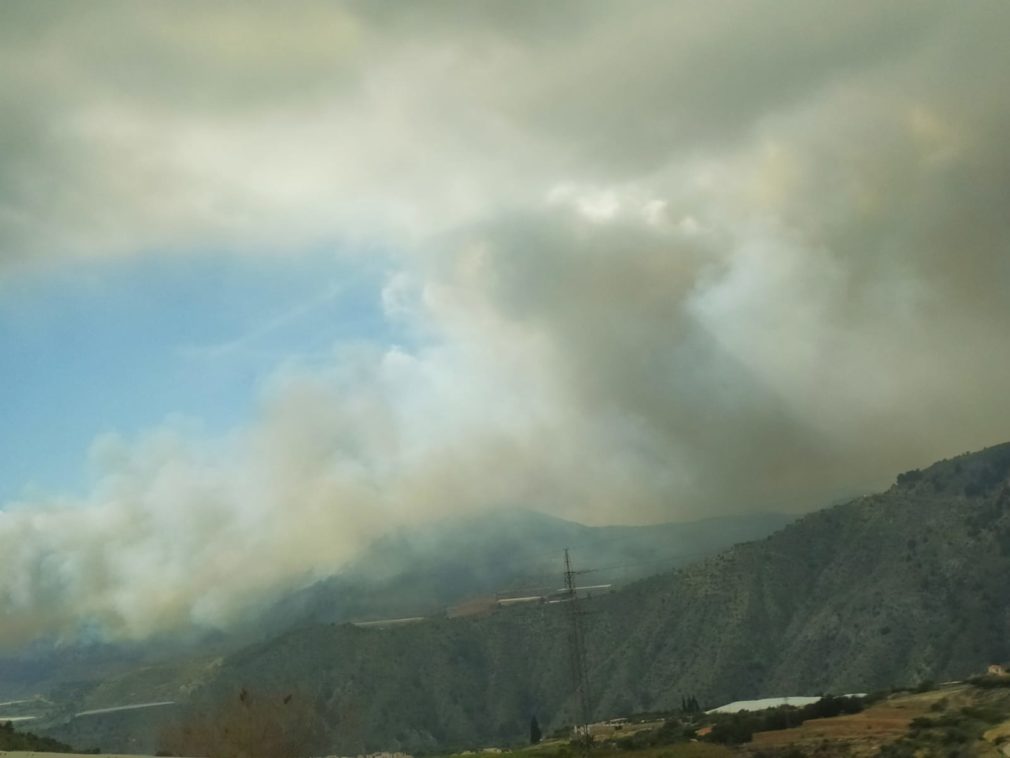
(563, 548, 592, 754)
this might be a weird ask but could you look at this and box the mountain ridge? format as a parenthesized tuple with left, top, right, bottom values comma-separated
(151, 441, 1010, 755)
(36, 442, 1010, 754)
(253, 508, 793, 629)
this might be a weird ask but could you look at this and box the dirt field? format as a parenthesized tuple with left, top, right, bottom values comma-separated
(745, 684, 966, 755)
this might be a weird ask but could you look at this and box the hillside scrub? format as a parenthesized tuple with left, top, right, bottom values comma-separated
(880, 710, 991, 757)
(0, 720, 80, 752)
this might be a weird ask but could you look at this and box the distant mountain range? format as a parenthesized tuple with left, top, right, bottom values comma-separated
(61, 440, 1008, 756)
(24, 441, 1010, 755)
(256, 508, 795, 631)
(0, 507, 790, 751)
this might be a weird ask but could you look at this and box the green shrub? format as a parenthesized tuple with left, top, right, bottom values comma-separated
(0, 721, 77, 753)
(960, 706, 1003, 724)
(707, 715, 755, 745)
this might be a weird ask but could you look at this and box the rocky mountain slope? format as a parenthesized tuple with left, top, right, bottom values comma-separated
(39, 442, 1010, 755)
(10, 509, 786, 752)
(258, 508, 793, 628)
(0, 509, 787, 704)
(144, 442, 1010, 756)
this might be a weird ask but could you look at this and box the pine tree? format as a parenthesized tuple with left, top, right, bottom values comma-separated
(530, 715, 542, 745)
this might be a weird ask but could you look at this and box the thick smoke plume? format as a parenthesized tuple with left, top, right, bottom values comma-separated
(1, 1, 1010, 645)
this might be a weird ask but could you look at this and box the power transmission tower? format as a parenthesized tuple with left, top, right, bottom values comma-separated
(563, 548, 592, 754)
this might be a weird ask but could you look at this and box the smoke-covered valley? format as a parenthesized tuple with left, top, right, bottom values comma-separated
(1, 0, 1010, 661)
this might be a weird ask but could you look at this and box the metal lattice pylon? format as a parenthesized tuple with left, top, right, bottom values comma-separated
(563, 548, 592, 753)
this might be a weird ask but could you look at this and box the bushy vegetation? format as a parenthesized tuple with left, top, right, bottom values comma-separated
(879, 700, 1006, 757)
(0, 720, 80, 752)
(614, 718, 696, 751)
(896, 468, 924, 486)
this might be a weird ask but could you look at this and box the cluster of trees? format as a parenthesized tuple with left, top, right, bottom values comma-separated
(613, 717, 696, 751)
(680, 695, 702, 713)
(0, 720, 80, 753)
(896, 468, 924, 486)
(896, 446, 1010, 497)
(707, 695, 864, 745)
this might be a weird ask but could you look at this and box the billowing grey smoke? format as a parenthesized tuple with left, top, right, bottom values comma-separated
(1, 0, 1009, 646)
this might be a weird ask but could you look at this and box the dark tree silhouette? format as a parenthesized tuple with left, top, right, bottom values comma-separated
(530, 715, 542, 745)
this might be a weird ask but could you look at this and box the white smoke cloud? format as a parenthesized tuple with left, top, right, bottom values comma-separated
(2, 0, 1010, 644)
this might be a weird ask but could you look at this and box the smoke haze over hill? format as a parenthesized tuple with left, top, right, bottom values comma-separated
(1, 1, 1009, 645)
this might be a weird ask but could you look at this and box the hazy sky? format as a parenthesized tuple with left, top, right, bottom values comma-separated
(1, 0, 1009, 644)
